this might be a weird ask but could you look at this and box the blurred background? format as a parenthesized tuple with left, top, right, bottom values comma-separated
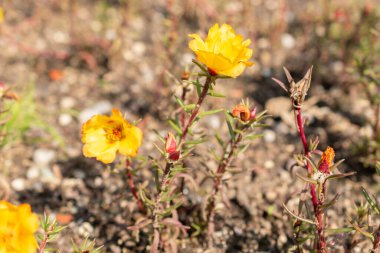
(0, 0, 380, 252)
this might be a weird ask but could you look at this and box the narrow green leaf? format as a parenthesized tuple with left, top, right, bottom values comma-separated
(214, 133, 225, 147)
(361, 187, 380, 215)
(152, 143, 165, 156)
(328, 159, 345, 172)
(185, 139, 206, 145)
(198, 108, 223, 118)
(208, 91, 225, 98)
(183, 104, 196, 111)
(321, 194, 340, 210)
(282, 203, 317, 225)
(325, 227, 355, 236)
(295, 172, 317, 185)
(168, 119, 182, 135)
(347, 216, 374, 241)
(139, 188, 155, 206)
(159, 200, 184, 217)
(153, 130, 166, 144)
(192, 79, 202, 97)
(225, 111, 235, 139)
(326, 171, 356, 181)
(175, 97, 185, 108)
(238, 143, 250, 155)
(245, 133, 264, 140)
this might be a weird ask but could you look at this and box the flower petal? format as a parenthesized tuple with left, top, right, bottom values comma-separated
(119, 125, 143, 157)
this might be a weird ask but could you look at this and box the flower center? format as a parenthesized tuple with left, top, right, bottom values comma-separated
(106, 127, 123, 141)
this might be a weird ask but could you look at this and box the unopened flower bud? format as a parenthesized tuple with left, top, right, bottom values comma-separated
(165, 133, 180, 161)
(181, 71, 190, 81)
(232, 104, 251, 122)
(250, 107, 257, 120)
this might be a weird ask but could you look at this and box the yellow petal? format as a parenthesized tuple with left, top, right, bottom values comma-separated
(188, 23, 254, 77)
(119, 125, 143, 157)
(196, 50, 233, 73)
(95, 144, 119, 164)
(218, 62, 247, 78)
(188, 34, 206, 52)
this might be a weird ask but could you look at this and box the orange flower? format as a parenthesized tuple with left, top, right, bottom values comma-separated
(81, 109, 143, 164)
(232, 104, 256, 122)
(321, 146, 335, 166)
(0, 200, 39, 253)
(232, 104, 251, 122)
(318, 146, 335, 173)
(188, 23, 254, 78)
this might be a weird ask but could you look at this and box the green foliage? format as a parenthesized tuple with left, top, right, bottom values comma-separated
(72, 237, 103, 253)
(37, 214, 66, 252)
(0, 83, 63, 147)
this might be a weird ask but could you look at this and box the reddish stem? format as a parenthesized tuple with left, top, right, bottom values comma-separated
(178, 76, 212, 147)
(295, 108, 325, 252)
(372, 225, 380, 252)
(207, 128, 244, 247)
(150, 76, 212, 252)
(126, 159, 145, 213)
(37, 224, 54, 253)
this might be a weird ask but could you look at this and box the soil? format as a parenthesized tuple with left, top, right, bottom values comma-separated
(0, 0, 379, 252)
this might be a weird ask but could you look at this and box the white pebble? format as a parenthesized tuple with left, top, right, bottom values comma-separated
(11, 178, 25, 191)
(59, 113, 72, 126)
(281, 33, 296, 49)
(34, 149, 56, 166)
(263, 130, 276, 143)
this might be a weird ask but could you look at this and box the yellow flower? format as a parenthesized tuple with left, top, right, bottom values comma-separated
(0, 200, 39, 253)
(81, 108, 143, 164)
(0, 7, 3, 23)
(188, 23, 254, 78)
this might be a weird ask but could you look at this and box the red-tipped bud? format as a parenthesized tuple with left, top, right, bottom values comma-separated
(165, 133, 180, 161)
(250, 107, 257, 120)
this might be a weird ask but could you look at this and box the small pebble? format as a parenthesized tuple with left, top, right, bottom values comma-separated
(59, 113, 73, 126)
(11, 178, 25, 191)
(34, 149, 56, 166)
(263, 130, 276, 143)
(79, 100, 112, 123)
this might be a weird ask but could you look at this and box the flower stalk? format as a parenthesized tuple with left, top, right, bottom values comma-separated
(207, 123, 247, 247)
(126, 159, 145, 213)
(150, 76, 212, 253)
(38, 224, 54, 253)
(295, 97, 325, 253)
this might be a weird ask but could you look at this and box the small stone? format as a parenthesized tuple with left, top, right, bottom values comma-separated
(34, 149, 56, 166)
(72, 170, 85, 179)
(94, 177, 103, 187)
(59, 113, 72, 126)
(78, 222, 94, 237)
(263, 130, 276, 143)
(27, 167, 39, 179)
(11, 178, 25, 191)
(281, 33, 296, 49)
(208, 115, 221, 129)
(131, 41, 146, 56)
(40, 167, 56, 180)
(79, 100, 112, 123)
(264, 160, 275, 169)
(265, 191, 277, 202)
(60, 96, 76, 108)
